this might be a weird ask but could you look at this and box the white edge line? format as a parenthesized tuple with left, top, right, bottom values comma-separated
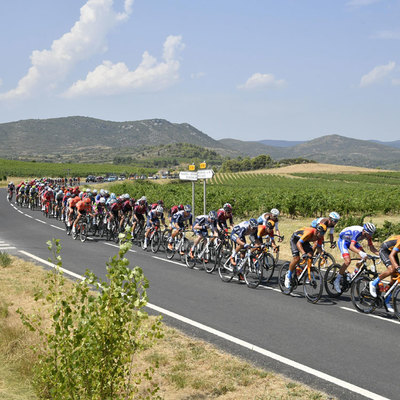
(103, 242, 136, 253)
(24, 214, 33, 219)
(152, 255, 185, 266)
(17, 249, 389, 400)
(340, 306, 400, 325)
(35, 218, 46, 224)
(0, 247, 16, 250)
(50, 224, 64, 231)
(147, 302, 390, 400)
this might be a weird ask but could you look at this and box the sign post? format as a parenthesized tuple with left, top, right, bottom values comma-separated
(179, 171, 198, 217)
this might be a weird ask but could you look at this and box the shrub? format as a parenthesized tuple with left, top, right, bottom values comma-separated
(0, 252, 12, 268)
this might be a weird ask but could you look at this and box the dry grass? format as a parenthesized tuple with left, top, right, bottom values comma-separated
(0, 256, 333, 400)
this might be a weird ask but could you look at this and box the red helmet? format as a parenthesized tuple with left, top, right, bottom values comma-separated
(84, 197, 91, 204)
(178, 204, 184, 211)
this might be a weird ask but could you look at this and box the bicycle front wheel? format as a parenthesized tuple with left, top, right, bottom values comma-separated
(80, 223, 87, 242)
(218, 258, 235, 282)
(261, 253, 275, 283)
(151, 231, 161, 253)
(244, 261, 263, 288)
(278, 262, 293, 295)
(324, 263, 342, 298)
(303, 266, 323, 303)
(351, 276, 377, 314)
(392, 287, 400, 321)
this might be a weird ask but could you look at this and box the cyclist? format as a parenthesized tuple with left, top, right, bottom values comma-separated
(284, 223, 327, 289)
(253, 220, 278, 252)
(189, 211, 218, 259)
(333, 223, 379, 293)
(229, 218, 259, 267)
(169, 204, 184, 224)
(168, 205, 193, 251)
(7, 181, 15, 201)
(143, 205, 164, 249)
(257, 208, 281, 238)
(311, 211, 340, 248)
(72, 197, 93, 234)
(131, 196, 148, 237)
(217, 203, 233, 231)
(369, 234, 400, 312)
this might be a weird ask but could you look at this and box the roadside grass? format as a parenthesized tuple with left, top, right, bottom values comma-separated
(0, 255, 333, 400)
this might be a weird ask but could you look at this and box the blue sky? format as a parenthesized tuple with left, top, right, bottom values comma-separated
(0, 0, 399, 142)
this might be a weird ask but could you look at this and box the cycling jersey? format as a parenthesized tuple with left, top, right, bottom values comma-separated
(171, 210, 193, 227)
(231, 220, 252, 242)
(290, 227, 322, 257)
(121, 200, 132, 213)
(76, 201, 92, 213)
(257, 213, 279, 230)
(256, 225, 274, 241)
(338, 226, 371, 257)
(193, 215, 217, 236)
(217, 209, 233, 229)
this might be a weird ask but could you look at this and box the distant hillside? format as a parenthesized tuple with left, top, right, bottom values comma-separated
(0, 116, 225, 161)
(369, 140, 400, 149)
(218, 139, 287, 158)
(258, 139, 304, 147)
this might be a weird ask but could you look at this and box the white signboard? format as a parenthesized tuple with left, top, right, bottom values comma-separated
(197, 169, 214, 179)
(179, 171, 198, 181)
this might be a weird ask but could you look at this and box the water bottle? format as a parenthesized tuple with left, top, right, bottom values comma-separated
(351, 268, 359, 279)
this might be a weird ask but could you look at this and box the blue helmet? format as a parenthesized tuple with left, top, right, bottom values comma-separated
(249, 218, 258, 228)
(363, 222, 376, 235)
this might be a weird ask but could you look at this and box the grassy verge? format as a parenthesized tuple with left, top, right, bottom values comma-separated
(0, 255, 333, 400)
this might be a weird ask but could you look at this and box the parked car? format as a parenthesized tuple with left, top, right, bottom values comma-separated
(86, 175, 96, 183)
(107, 176, 118, 182)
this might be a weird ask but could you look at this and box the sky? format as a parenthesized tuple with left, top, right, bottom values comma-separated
(0, 0, 399, 142)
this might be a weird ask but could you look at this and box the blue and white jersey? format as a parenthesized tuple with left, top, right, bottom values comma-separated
(339, 226, 364, 243)
(194, 215, 217, 232)
(172, 210, 193, 226)
(147, 210, 162, 224)
(232, 220, 251, 238)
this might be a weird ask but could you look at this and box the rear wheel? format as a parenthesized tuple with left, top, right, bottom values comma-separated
(278, 262, 292, 295)
(261, 253, 275, 283)
(151, 231, 161, 253)
(392, 287, 400, 321)
(303, 266, 323, 303)
(80, 223, 87, 242)
(244, 260, 263, 288)
(218, 258, 235, 282)
(324, 263, 342, 298)
(351, 276, 377, 314)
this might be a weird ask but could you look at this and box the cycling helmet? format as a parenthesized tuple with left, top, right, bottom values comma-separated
(99, 189, 105, 195)
(99, 197, 106, 204)
(208, 210, 217, 221)
(104, 190, 109, 195)
(86, 189, 91, 193)
(184, 204, 192, 212)
(110, 193, 116, 199)
(9, 181, 13, 185)
(270, 208, 280, 217)
(363, 222, 376, 235)
(66, 192, 71, 197)
(58, 190, 63, 195)
(84, 197, 91, 204)
(79, 192, 84, 198)
(223, 203, 232, 212)
(178, 204, 184, 211)
(249, 218, 258, 228)
(266, 220, 275, 229)
(93, 189, 97, 194)
(316, 223, 327, 234)
(139, 199, 146, 205)
(157, 199, 164, 205)
(329, 211, 340, 221)
(124, 193, 130, 200)
(155, 205, 163, 214)
(140, 196, 147, 202)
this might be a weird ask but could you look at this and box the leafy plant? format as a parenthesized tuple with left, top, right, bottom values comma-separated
(18, 236, 163, 400)
(0, 252, 12, 268)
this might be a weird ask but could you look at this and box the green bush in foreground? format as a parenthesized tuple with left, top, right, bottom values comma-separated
(0, 251, 12, 268)
(18, 237, 163, 400)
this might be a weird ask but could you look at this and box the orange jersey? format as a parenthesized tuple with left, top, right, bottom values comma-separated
(294, 227, 323, 245)
(76, 201, 92, 212)
(257, 225, 274, 239)
(69, 196, 81, 208)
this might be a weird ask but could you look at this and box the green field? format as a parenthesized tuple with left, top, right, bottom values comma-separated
(107, 170, 400, 218)
(0, 158, 156, 178)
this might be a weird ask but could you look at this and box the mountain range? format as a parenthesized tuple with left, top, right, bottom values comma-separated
(1, 116, 399, 169)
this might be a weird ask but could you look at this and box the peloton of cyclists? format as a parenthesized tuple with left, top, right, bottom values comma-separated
(189, 210, 218, 259)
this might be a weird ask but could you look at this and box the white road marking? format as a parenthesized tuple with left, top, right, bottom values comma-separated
(103, 242, 136, 253)
(35, 219, 46, 224)
(15, 250, 392, 400)
(50, 224, 64, 231)
(0, 247, 16, 250)
(340, 306, 400, 325)
(152, 255, 185, 266)
(25, 214, 33, 219)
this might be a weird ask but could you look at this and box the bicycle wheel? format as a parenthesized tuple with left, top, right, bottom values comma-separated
(185, 248, 196, 269)
(72, 227, 78, 240)
(278, 262, 293, 295)
(244, 260, 263, 289)
(303, 266, 323, 303)
(351, 276, 377, 314)
(318, 252, 335, 271)
(80, 223, 87, 242)
(261, 253, 275, 283)
(151, 231, 161, 253)
(166, 240, 176, 259)
(161, 229, 171, 251)
(323, 263, 342, 298)
(204, 245, 216, 273)
(178, 238, 190, 262)
(392, 287, 400, 321)
(218, 258, 235, 282)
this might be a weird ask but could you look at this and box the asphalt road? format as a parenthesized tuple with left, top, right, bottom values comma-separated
(1, 189, 398, 400)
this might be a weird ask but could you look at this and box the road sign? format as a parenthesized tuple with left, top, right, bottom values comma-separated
(189, 164, 196, 171)
(197, 169, 214, 179)
(179, 171, 198, 181)
(200, 162, 206, 169)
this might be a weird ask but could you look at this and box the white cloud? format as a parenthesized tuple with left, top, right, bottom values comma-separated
(346, 0, 382, 7)
(373, 30, 400, 40)
(392, 78, 400, 86)
(190, 72, 205, 79)
(63, 35, 185, 97)
(359, 61, 396, 87)
(238, 73, 286, 90)
(0, 0, 133, 100)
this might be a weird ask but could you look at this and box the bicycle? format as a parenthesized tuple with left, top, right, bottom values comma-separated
(351, 269, 400, 320)
(141, 225, 162, 253)
(7, 189, 13, 202)
(324, 255, 379, 298)
(165, 229, 189, 261)
(205, 229, 232, 274)
(72, 215, 91, 243)
(278, 255, 324, 303)
(265, 234, 284, 266)
(218, 244, 266, 288)
(131, 219, 145, 246)
(186, 235, 216, 270)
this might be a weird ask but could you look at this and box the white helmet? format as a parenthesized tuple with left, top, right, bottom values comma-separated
(156, 205, 163, 214)
(270, 208, 280, 217)
(99, 189, 105, 195)
(363, 222, 376, 235)
(140, 196, 147, 202)
(86, 188, 91, 193)
(99, 197, 106, 204)
(93, 189, 98, 194)
(329, 211, 340, 221)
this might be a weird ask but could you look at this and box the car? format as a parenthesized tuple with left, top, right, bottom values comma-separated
(107, 176, 118, 182)
(86, 175, 96, 183)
